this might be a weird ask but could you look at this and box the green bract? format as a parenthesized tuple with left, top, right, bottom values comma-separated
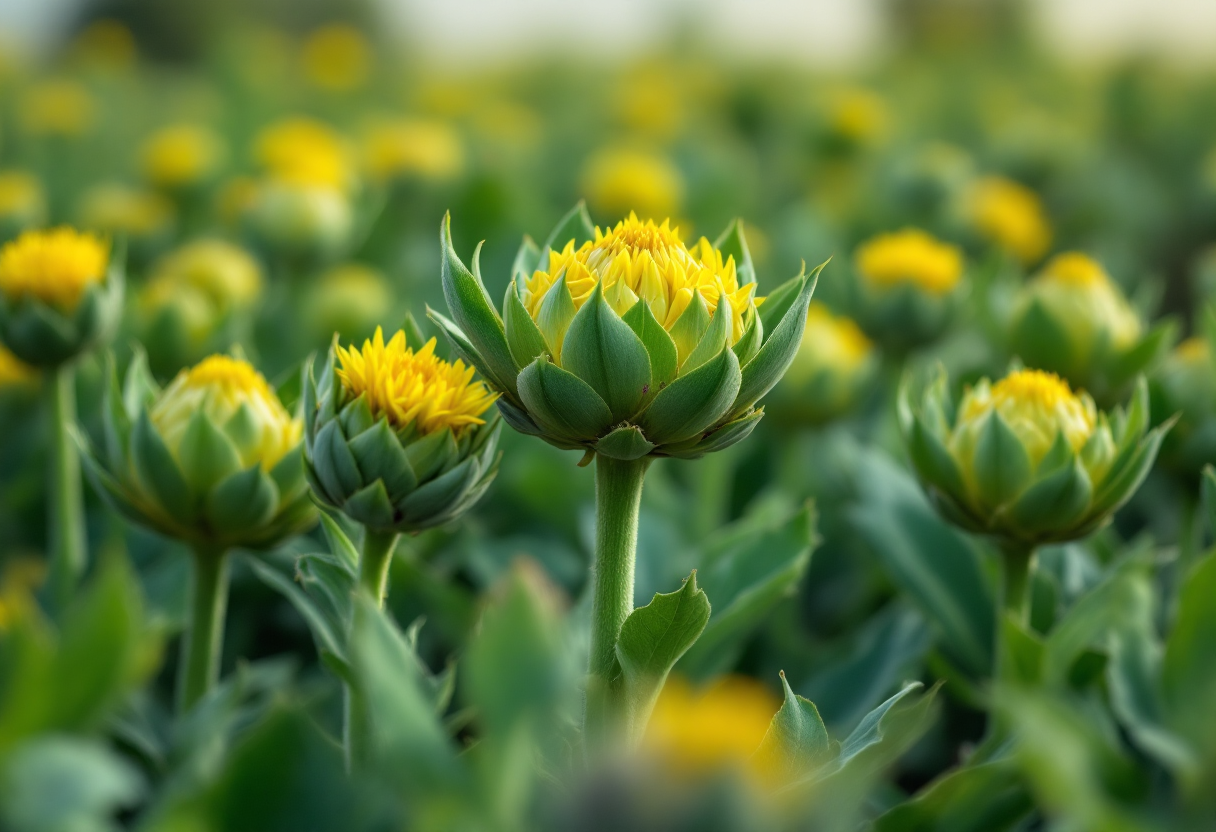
(430, 205, 822, 461)
(1149, 335, 1216, 478)
(301, 347, 502, 532)
(899, 367, 1171, 545)
(0, 249, 123, 368)
(79, 351, 316, 549)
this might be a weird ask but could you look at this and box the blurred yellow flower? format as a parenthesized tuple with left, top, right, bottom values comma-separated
(362, 119, 464, 182)
(0, 343, 37, 388)
(472, 102, 542, 154)
(0, 559, 45, 631)
(78, 183, 174, 238)
(151, 355, 302, 470)
(522, 214, 755, 362)
(141, 124, 226, 188)
(305, 262, 391, 337)
(0, 171, 47, 228)
(302, 23, 371, 92)
(1175, 336, 1210, 364)
(645, 675, 780, 777)
(1022, 251, 1142, 353)
(20, 80, 96, 137)
(788, 302, 873, 382)
(0, 227, 109, 311)
(254, 118, 354, 191)
(336, 328, 497, 435)
(856, 228, 963, 295)
(581, 148, 684, 223)
(968, 176, 1051, 264)
(952, 369, 1096, 469)
(148, 239, 262, 312)
(216, 176, 259, 225)
(614, 67, 684, 138)
(829, 88, 888, 144)
(71, 20, 137, 70)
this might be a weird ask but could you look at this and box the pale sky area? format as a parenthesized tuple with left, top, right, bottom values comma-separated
(3, 0, 1216, 65)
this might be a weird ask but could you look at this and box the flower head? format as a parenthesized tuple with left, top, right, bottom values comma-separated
(522, 214, 753, 361)
(305, 262, 391, 339)
(1024, 251, 1142, 351)
(254, 118, 353, 191)
(302, 24, 371, 92)
(78, 183, 174, 238)
(0, 228, 109, 311)
(581, 149, 684, 223)
(151, 355, 302, 470)
(149, 239, 262, 312)
(362, 119, 464, 183)
(20, 80, 95, 137)
(0, 171, 47, 229)
(828, 88, 888, 144)
(336, 328, 497, 435)
(968, 176, 1051, 264)
(856, 229, 963, 296)
(141, 124, 226, 188)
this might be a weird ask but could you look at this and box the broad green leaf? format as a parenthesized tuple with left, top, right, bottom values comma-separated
(873, 760, 1032, 832)
(755, 671, 834, 784)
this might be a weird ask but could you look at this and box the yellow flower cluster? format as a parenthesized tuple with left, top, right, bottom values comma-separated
(78, 183, 174, 237)
(581, 148, 685, 222)
(788, 302, 873, 382)
(254, 118, 353, 190)
(141, 124, 225, 188)
(362, 119, 464, 182)
(856, 228, 963, 295)
(969, 176, 1051, 264)
(953, 369, 1096, 467)
(151, 355, 302, 470)
(1026, 251, 1142, 352)
(336, 328, 498, 435)
(0, 171, 46, 225)
(20, 80, 96, 137)
(0, 227, 109, 311)
(522, 214, 755, 357)
(302, 24, 371, 92)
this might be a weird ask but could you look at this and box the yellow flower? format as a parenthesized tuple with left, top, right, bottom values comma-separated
(254, 118, 354, 191)
(141, 124, 226, 188)
(362, 119, 464, 182)
(336, 328, 497, 435)
(149, 239, 262, 312)
(0, 227, 109, 311)
(151, 355, 302, 470)
(305, 262, 391, 337)
(787, 302, 873, 383)
(0, 171, 47, 227)
(952, 369, 1096, 470)
(1022, 251, 1142, 352)
(302, 24, 371, 92)
(614, 66, 684, 138)
(1174, 336, 1210, 364)
(829, 88, 888, 144)
(78, 183, 174, 238)
(0, 343, 37, 387)
(645, 675, 779, 777)
(856, 229, 963, 295)
(581, 148, 684, 223)
(968, 176, 1051, 264)
(20, 80, 96, 137)
(0, 559, 45, 632)
(521, 214, 755, 362)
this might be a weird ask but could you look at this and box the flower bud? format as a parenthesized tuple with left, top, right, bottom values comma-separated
(581, 149, 684, 223)
(362, 119, 463, 184)
(900, 366, 1170, 545)
(81, 353, 314, 548)
(1149, 337, 1216, 478)
(303, 262, 391, 343)
(768, 302, 875, 425)
(0, 227, 123, 367)
(303, 327, 501, 532)
(140, 124, 226, 190)
(0, 171, 48, 238)
(433, 207, 822, 461)
(246, 180, 353, 263)
(966, 176, 1051, 265)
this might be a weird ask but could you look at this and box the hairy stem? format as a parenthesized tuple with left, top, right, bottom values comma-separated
(177, 547, 230, 713)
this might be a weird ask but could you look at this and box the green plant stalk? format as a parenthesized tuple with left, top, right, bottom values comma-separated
(177, 547, 230, 713)
(585, 455, 649, 749)
(346, 527, 400, 771)
(47, 362, 87, 612)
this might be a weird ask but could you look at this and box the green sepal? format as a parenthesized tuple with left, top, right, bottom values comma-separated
(562, 285, 652, 422)
(1036, 430, 1073, 476)
(534, 274, 578, 363)
(660, 408, 764, 458)
(397, 457, 479, 527)
(622, 300, 678, 398)
(78, 438, 160, 531)
(538, 201, 595, 270)
(757, 271, 805, 335)
(755, 671, 834, 783)
(1111, 320, 1176, 389)
(1010, 298, 1075, 379)
(349, 419, 418, 499)
(503, 278, 549, 369)
(1003, 457, 1093, 535)
(904, 406, 966, 500)
(668, 289, 711, 367)
(178, 409, 243, 495)
(301, 354, 319, 449)
(344, 479, 397, 529)
(439, 214, 518, 396)
(313, 420, 363, 500)
(682, 289, 732, 374)
(339, 393, 375, 438)
(496, 398, 546, 437)
(732, 262, 822, 415)
(401, 311, 428, 351)
(206, 465, 279, 536)
(517, 357, 614, 442)
(713, 219, 756, 286)
(427, 306, 508, 401)
(269, 446, 306, 501)
(402, 427, 457, 483)
(1092, 420, 1172, 514)
(639, 343, 741, 445)
(511, 235, 542, 283)
(131, 410, 195, 525)
(224, 402, 265, 465)
(122, 348, 158, 421)
(972, 411, 1033, 510)
(732, 308, 763, 367)
(102, 353, 130, 475)
(594, 425, 655, 460)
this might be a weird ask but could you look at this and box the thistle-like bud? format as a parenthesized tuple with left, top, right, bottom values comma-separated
(1009, 252, 1172, 404)
(140, 123, 226, 191)
(849, 228, 964, 352)
(302, 327, 501, 532)
(900, 367, 1170, 545)
(768, 302, 876, 426)
(1149, 336, 1216, 478)
(431, 206, 821, 461)
(0, 227, 123, 367)
(81, 353, 315, 549)
(966, 176, 1051, 265)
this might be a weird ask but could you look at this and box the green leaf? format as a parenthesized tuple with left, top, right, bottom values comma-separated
(622, 299, 678, 396)
(972, 411, 1033, 510)
(131, 411, 195, 525)
(251, 560, 345, 662)
(561, 285, 652, 422)
(1163, 553, 1216, 744)
(178, 409, 244, 495)
(638, 344, 741, 445)
(822, 681, 941, 784)
(755, 671, 833, 784)
(517, 357, 614, 442)
(594, 425, 655, 460)
(1204, 465, 1216, 539)
(320, 513, 359, 570)
(206, 466, 279, 537)
(999, 615, 1044, 686)
(503, 278, 550, 369)
(733, 262, 822, 415)
(511, 234, 542, 282)
(616, 572, 712, 741)
(873, 760, 1033, 832)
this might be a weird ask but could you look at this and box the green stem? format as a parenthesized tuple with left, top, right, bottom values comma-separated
(585, 455, 649, 749)
(177, 547, 230, 713)
(346, 527, 400, 771)
(47, 363, 86, 612)
(1000, 542, 1035, 628)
